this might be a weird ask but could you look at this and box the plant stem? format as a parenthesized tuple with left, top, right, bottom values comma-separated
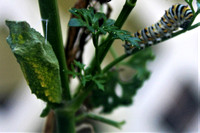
(92, 33, 100, 71)
(55, 109, 75, 133)
(102, 22, 200, 73)
(103, 54, 129, 72)
(109, 46, 118, 59)
(76, 113, 125, 129)
(114, 0, 137, 29)
(66, 83, 93, 111)
(38, 0, 71, 101)
(97, 0, 137, 65)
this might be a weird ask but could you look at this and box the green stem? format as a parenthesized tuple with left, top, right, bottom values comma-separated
(114, 0, 137, 29)
(103, 22, 200, 73)
(109, 46, 118, 59)
(38, 0, 71, 101)
(92, 34, 100, 71)
(188, 9, 200, 28)
(55, 109, 75, 133)
(97, 0, 137, 65)
(103, 54, 129, 73)
(66, 83, 93, 111)
(190, 4, 195, 14)
(76, 113, 125, 129)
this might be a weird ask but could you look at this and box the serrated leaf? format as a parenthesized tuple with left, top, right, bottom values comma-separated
(81, 76, 87, 86)
(69, 8, 81, 18)
(128, 37, 140, 43)
(86, 48, 155, 113)
(74, 60, 85, 70)
(68, 18, 86, 27)
(93, 12, 106, 24)
(6, 21, 62, 103)
(103, 19, 115, 26)
(92, 13, 105, 29)
(93, 80, 104, 91)
(87, 25, 95, 33)
(99, 27, 107, 35)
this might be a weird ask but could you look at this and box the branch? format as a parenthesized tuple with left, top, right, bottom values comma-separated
(94, 0, 137, 69)
(103, 22, 200, 73)
(109, 46, 118, 59)
(76, 113, 125, 129)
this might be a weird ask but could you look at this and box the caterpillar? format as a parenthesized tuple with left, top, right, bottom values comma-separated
(124, 4, 193, 54)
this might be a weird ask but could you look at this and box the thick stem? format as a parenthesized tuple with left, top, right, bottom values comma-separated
(114, 0, 137, 29)
(38, 0, 71, 101)
(55, 109, 75, 133)
(67, 83, 93, 111)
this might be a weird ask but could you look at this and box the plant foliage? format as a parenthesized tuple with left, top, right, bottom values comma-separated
(68, 7, 139, 46)
(69, 60, 105, 90)
(86, 48, 155, 113)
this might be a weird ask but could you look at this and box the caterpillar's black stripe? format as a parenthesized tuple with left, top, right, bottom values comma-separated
(124, 4, 193, 54)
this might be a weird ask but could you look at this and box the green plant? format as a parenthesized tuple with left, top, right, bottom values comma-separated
(5, 0, 200, 132)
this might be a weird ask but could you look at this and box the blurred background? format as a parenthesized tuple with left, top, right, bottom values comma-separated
(0, 0, 199, 132)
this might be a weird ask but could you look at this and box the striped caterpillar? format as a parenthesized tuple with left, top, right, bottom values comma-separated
(124, 4, 193, 54)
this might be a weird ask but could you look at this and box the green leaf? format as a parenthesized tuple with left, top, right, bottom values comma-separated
(68, 18, 86, 27)
(6, 21, 62, 103)
(93, 79, 104, 91)
(86, 48, 155, 113)
(69, 61, 93, 87)
(69, 8, 81, 18)
(81, 76, 87, 86)
(68, 8, 138, 46)
(93, 13, 104, 23)
(103, 19, 115, 26)
(99, 27, 107, 35)
(74, 60, 85, 70)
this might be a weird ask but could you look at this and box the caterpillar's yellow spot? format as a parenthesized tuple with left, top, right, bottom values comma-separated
(163, 29, 168, 33)
(167, 23, 172, 27)
(174, 16, 178, 20)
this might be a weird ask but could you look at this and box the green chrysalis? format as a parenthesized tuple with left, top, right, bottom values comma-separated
(6, 21, 62, 103)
